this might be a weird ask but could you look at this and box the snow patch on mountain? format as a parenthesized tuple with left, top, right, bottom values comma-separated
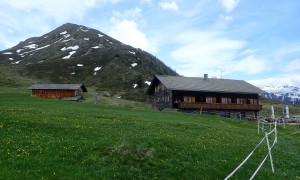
(131, 63, 137, 67)
(24, 44, 37, 49)
(2, 52, 12, 54)
(92, 44, 104, 49)
(61, 45, 79, 51)
(19, 44, 51, 56)
(62, 51, 76, 59)
(16, 49, 23, 53)
(128, 50, 136, 55)
(61, 38, 74, 43)
(12, 61, 20, 64)
(94, 67, 102, 71)
(78, 27, 88, 32)
(145, 81, 151, 85)
(60, 31, 67, 35)
(36, 44, 51, 50)
(261, 85, 300, 106)
(63, 34, 70, 38)
(93, 66, 102, 75)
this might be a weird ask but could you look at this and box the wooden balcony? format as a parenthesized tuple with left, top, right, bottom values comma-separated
(178, 102, 262, 111)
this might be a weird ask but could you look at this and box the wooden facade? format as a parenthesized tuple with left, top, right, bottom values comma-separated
(146, 75, 265, 118)
(28, 84, 88, 101)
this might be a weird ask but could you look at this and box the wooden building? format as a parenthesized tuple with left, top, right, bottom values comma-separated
(28, 84, 88, 101)
(146, 74, 265, 118)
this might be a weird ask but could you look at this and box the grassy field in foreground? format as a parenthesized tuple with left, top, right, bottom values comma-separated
(0, 93, 299, 179)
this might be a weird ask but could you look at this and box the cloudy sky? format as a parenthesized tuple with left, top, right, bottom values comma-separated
(1, 0, 300, 87)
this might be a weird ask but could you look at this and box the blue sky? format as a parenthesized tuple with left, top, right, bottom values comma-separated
(1, 0, 300, 87)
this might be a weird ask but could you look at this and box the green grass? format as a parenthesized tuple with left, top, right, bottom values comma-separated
(0, 66, 38, 88)
(0, 93, 299, 179)
(260, 98, 300, 118)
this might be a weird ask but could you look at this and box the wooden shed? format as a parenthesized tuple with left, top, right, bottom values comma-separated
(28, 83, 88, 101)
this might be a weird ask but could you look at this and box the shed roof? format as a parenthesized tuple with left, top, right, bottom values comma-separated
(28, 84, 88, 92)
(146, 75, 264, 95)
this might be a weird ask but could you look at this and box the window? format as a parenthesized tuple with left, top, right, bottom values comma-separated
(237, 98, 243, 104)
(165, 96, 170, 103)
(155, 84, 165, 92)
(184, 96, 192, 103)
(248, 99, 254, 104)
(221, 97, 228, 104)
(183, 96, 195, 103)
(155, 86, 159, 93)
(206, 97, 213, 103)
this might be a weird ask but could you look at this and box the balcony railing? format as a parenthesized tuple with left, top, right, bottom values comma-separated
(178, 102, 262, 111)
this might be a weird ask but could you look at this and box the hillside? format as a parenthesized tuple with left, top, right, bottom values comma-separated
(0, 93, 299, 179)
(0, 23, 178, 101)
(259, 98, 300, 118)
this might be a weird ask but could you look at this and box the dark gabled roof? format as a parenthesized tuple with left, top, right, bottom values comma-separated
(28, 84, 88, 92)
(146, 75, 264, 95)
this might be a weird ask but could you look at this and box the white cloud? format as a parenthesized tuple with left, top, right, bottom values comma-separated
(112, 7, 142, 20)
(0, 0, 127, 50)
(212, 14, 234, 29)
(0, 0, 97, 23)
(109, 19, 158, 53)
(228, 55, 270, 74)
(158, 1, 179, 11)
(170, 30, 245, 77)
(141, 0, 152, 4)
(238, 49, 257, 56)
(0, 6, 53, 49)
(219, 0, 240, 13)
(284, 59, 300, 72)
(0, 0, 101, 49)
(248, 74, 300, 87)
(272, 44, 300, 62)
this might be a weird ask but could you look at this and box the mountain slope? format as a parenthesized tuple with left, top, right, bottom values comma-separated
(261, 85, 300, 106)
(0, 23, 178, 100)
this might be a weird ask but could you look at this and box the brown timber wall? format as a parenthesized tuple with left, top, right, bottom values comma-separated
(178, 102, 262, 111)
(179, 102, 262, 111)
(32, 89, 76, 99)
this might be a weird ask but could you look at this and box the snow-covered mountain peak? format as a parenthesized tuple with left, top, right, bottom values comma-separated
(261, 85, 300, 106)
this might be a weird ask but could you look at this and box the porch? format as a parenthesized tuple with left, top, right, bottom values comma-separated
(178, 102, 262, 111)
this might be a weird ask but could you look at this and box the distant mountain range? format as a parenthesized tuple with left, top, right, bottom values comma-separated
(0, 23, 177, 101)
(261, 85, 300, 106)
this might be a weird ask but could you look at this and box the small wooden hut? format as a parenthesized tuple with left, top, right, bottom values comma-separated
(28, 83, 88, 101)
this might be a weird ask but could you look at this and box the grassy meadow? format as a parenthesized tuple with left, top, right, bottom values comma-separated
(0, 93, 299, 179)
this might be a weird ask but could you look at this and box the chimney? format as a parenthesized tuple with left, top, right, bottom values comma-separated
(204, 74, 208, 81)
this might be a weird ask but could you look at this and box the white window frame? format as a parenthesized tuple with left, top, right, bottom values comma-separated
(206, 97, 213, 103)
(237, 98, 243, 104)
(222, 97, 228, 104)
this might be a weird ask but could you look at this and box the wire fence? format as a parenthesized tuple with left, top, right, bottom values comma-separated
(224, 121, 277, 179)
